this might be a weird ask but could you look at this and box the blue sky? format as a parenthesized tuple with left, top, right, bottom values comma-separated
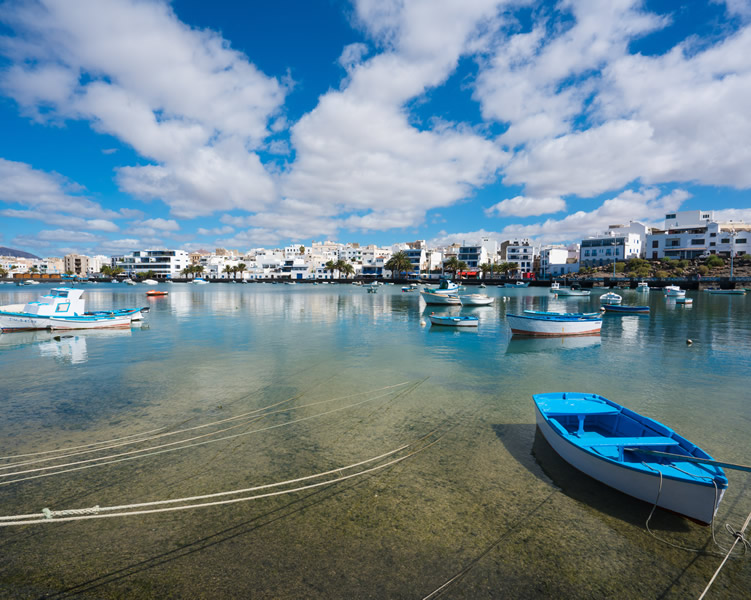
(1, 0, 750, 257)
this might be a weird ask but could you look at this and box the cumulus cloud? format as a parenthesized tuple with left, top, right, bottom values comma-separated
(486, 196, 566, 218)
(1, 0, 285, 218)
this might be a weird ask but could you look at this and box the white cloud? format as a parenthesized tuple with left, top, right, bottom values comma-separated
(197, 226, 234, 236)
(486, 196, 566, 217)
(137, 218, 179, 231)
(1, 0, 285, 218)
(0, 158, 117, 218)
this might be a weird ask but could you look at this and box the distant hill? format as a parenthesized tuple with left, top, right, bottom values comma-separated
(0, 247, 40, 259)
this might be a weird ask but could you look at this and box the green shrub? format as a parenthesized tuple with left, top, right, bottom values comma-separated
(677, 260, 690, 268)
(698, 265, 709, 275)
(655, 270, 669, 279)
(614, 262, 625, 273)
(706, 255, 724, 268)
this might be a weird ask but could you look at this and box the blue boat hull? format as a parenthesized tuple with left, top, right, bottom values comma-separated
(533, 393, 726, 525)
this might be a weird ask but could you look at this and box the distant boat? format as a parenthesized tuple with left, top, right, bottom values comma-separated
(553, 283, 590, 297)
(504, 281, 530, 288)
(549, 281, 560, 292)
(533, 392, 727, 525)
(663, 285, 685, 297)
(459, 294, 494, 306)
(429, 314, 479, 327)
(420, 291, 461, 305)
(192, 278, 209, 285)
(141, 279, 158, 285)
(507, 313, 602, 336)
(636, 281, 649, 292)
(401, 283, 418, 292)
(422, 278, 459, 295)
(146, 290, 168, 297)
(704, 288, 746, 295)
(601, 304, 649, 314)
(599, 292, 622, 305)
(123, 278, 137, 285)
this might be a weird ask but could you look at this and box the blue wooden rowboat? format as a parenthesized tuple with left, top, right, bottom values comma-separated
(533, 393, 728, 525)
(428, 314, 479, 327)
(601, 305, 650, 314)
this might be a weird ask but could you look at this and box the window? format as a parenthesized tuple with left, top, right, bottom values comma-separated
(702, 214, 710, 219)
(737, 238, 747, 244)
(710, 242, 716, 247)
(721, 238, 730, 243)
(652, 241, 659, 248)
(710, 233, 716, 237)
(691, 239, 704, 245)
(666, 213, 676, 219)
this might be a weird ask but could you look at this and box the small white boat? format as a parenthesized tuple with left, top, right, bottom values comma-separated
(550, 282, 560, 292)
(663, 285, 685, 297)
(507, 313, 602, 336)
(141, 279, 159, 285)
(123, 278, 137, 285)
(704, 288, 746, 295)
(600, 292, 622, 305)
(459, 294, 494, 306)
(534, 392, 727, 525)
(0, 288, 133, 332)
(504, 281, 530, 288)
(192, 278, 209, 285)
(422, 278, 459, 295)
(553, 283, 590, 297)
(636, 281, 649, 292)
(420, 291, 461, 305)
(524, 310, 600, 318)
(429, 314, 479, 327)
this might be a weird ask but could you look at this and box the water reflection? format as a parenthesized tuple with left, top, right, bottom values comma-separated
(0, 328, 132, 364)
(505, 335, 601, 354)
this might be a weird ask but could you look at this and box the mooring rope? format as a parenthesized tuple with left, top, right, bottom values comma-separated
(0, 381, 412, 469)
(0, 432, 443, 526)
(698, 509, 751, 600)
(0, 383, 417, 486)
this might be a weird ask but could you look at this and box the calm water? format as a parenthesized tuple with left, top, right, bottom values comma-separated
(0, 282, 749, 599)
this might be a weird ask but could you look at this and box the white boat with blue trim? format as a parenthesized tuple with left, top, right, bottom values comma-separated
(428, 314, 479, 327)
(0, 288, 135, 332)
(533, 392, 727, 525)
(422, 278, 459, 295)
(420, 291, 461, 305)
(507, 313, 602, 336)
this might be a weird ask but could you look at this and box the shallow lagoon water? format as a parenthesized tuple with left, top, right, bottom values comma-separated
(0, 282, 749, 598)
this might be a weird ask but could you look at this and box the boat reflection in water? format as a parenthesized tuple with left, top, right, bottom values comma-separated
(506, 335, 602, 354)
(0, 328, 133, 364)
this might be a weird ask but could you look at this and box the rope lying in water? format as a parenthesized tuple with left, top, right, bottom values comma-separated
(0, 431, 442, 526)
(0, 381, 412, 470)
(0, 382, 416, 486)
(698, 509, 751, 600)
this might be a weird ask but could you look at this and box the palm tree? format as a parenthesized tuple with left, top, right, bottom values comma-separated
(443, 256, 462, 279)
(338, 261, 355, 279)
(101, 265, 112, 277)
(385, 251, 412, 280)
(223, 265, 234, 280)
(480, 262, 496, 280)
(0, 267, 8, 279)
(236, 263, 247, 280)
(324, 260, 338, 279)
(111, 266, 124, 278)
(194, 265, 205, 279)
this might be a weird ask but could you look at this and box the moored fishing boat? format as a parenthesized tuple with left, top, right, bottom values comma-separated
(553, 283, 590, 297)
(601, 304, 650, 314)
(704, 288, 746, 295)
(599, 292, 622, 304)
(533, 392, 727, 525)
(636, 281, 649, 292)
(507, 313, 602, 336)
(663, 285, 685, 297)
(422, 278, 459, 295)
(459, 294, 494, 306)
(504, 281, 530, 288)
(428, 314, 479, 327)
(420, 291, 461, 305)
(0, 288, 138, 332)
(524, 310, 600, 318)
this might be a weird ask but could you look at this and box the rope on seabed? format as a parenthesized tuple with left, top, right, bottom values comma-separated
(0, 430, 443, 526)
(640, 461, 751, 561)
(698, 509, 751, 600)
(0, 382, 417, 486)
(0, 381, 413, 469)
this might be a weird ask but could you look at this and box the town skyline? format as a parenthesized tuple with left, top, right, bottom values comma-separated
(2, 1, 751, 258)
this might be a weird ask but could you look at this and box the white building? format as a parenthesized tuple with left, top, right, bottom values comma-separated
(646, 210, 750, 259)
(540, 246, 579, 277)
(580, 223, 645, 267)
(112, 249, 190, 279)
(505, 239, 538, 274)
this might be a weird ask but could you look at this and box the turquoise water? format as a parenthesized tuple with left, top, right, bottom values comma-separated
(0, 282, 749, 598)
